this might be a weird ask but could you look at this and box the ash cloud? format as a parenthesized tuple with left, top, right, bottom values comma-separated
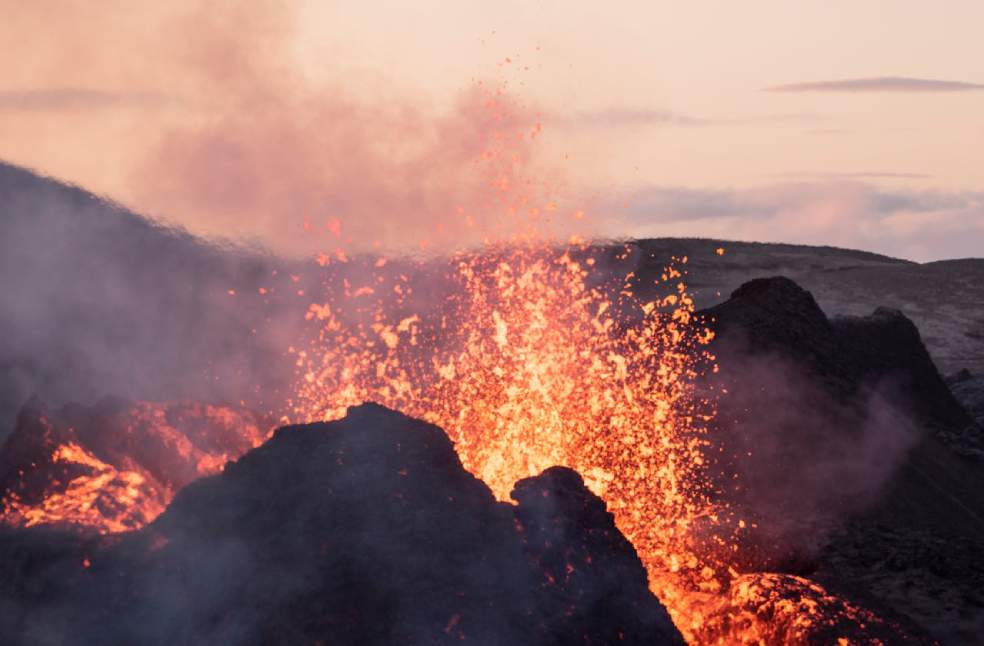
(1, 1, 572, 257)
(121, 1, 564, 256)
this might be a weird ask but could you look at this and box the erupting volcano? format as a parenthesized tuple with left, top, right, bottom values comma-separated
(284, 242, 914, 644)
(3, 8, 983, 640)
(0, 86, 953, 644)
(0, 240, 918, 641)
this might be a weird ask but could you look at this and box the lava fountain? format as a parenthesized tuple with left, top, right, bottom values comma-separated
(288, 242, 901, 644)
(289, 242, 728, 634)
(281, 84, 905, 643)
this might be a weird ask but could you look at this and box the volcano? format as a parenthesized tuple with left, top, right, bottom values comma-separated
(1, 274, 976, 643)
(2, 163, 983, 643)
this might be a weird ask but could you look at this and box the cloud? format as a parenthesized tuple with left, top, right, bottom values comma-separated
(565, 108, 820, 129)
(0, 88, 167, 111)
(570, 108, 708, 127)
(766, 77, 984, 93)
(612, 182, 984, 261)
(771, 172, 933, 180)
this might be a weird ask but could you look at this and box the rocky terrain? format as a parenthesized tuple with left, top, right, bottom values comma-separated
(947, 369, 984, 429)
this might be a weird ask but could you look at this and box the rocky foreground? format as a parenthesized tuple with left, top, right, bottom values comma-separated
(0, 403, 684, 645)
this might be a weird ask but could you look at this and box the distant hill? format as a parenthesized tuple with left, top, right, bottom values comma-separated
(630, 238, 984, 375)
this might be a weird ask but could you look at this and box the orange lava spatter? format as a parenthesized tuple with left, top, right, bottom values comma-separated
(0, 402, 271, 534)
(1, 441, 168, 534)
(289, 243, 902, 645)
(280, 86, 901, 645)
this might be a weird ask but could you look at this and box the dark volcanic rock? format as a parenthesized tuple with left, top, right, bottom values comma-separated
(703, 277, 969, 432)
(0, 403, 683, 646)
(833, 306, 970, 432)
(701, 276, 984, 643)
(512, 467, 683, 646)
(703, 276, 839, 368)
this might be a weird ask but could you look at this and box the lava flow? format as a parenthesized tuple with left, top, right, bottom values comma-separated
(0, 401, 271, 534)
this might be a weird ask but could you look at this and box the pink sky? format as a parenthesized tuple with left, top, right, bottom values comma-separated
(1, 1, 981, 260)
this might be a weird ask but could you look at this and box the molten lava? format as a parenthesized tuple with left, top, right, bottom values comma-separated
(289, 243, 903, 644)
(0, 401, 271, 534)
(1, 441, 166, 534)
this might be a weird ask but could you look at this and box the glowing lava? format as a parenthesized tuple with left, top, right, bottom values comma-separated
(290, 244, 725, 637)
(0, 401, 271, 534)
(289, 243, 902, 644)
(0, 441, 167, 534)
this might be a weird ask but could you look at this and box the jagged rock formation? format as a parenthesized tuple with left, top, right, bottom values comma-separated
(630, 239, 984, 377)
(0, 404, 683, 646)
(512, 467, 683, 645)
(699, 276, 984, 643)
(703, 276, 969, 431)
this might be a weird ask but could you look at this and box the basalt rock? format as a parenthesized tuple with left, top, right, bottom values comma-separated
(947, 369, 984, 426)
(512, 466, 684, 646)
(702, 277, 970, 432)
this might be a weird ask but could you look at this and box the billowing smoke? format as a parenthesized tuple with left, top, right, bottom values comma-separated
(709, 350, 919, 566)
(2, 1, 578, 258)
(0, 161, 307, 443)
(695, 276, 945, 570)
